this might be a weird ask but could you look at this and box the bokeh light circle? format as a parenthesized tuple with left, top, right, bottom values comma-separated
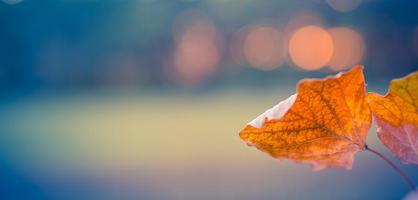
(171, 12, 224, 87)
(229, 26, 251, 66)
(326, 0, 362, 13)
(327, 27, 365, 71)
(289, 26, 334, 71)
(243, 25, 286, 70)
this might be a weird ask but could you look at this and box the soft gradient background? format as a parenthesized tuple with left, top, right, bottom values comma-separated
(1, 0, 418, 199)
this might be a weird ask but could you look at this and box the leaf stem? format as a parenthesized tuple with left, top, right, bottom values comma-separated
(365, 145, 416, 191)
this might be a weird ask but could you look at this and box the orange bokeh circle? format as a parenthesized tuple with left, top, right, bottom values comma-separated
(289, 26, 334, 71)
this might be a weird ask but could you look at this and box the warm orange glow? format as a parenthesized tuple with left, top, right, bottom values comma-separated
(288, 26, 333, 70)
(172, 15, 223, 86)
(327, 27, 365, 71)
(243, 25, 286, 70)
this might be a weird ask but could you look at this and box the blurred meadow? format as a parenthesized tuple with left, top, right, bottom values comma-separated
(0, 0, 418, 199)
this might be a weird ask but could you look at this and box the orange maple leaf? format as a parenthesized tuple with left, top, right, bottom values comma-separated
(239, 66, 371, 170)
(367, 71, 418, 164)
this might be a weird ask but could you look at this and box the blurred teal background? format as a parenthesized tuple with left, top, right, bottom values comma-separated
(0, 0, 418, 199)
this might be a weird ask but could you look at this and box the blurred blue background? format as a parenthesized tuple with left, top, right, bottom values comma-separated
(0, 0, 418, 199)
